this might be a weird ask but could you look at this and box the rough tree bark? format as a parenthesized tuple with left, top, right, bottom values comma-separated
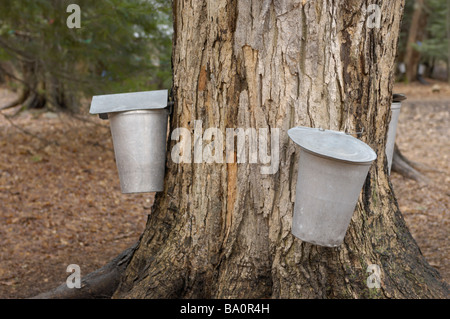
(105, 0, 448, 299)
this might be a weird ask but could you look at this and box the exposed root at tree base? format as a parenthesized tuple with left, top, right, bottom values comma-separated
(392, 144, 429, 185)
(0, 89, 28, 112)
(30, 243, 138, 299)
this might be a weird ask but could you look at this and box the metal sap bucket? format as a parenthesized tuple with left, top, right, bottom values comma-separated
(288, 127, 377, 247)
(386, 94, 406, 175)
(90, 90, 170, 193)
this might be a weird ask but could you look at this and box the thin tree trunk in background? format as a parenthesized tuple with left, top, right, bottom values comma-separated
(404, 0, 428, 83)
(0, 62, 30, 110)
(112, 0, 448, 299)
(12, 61, 76, 111)
(20, 61, 46, 110)
(447, 0, 450, 83)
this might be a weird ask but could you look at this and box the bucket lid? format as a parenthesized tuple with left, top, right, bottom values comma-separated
(288, 126, 377, 164)
(392, 93, 406, 103)
(90, 90, 168, 119)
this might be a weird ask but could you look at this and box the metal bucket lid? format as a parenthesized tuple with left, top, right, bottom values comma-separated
(392, 93, 406, 103)
(90, 90, 168, 119)
(288, 126, 377, 164)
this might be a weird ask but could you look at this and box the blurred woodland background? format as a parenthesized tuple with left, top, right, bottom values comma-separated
(0, 0, 448, 298)
(0, 0, 172, 112)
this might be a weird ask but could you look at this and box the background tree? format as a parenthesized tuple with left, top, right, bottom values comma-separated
(391, 0, 449, 181)
(412, 0, 450, 82)
(403, 0, 429, 83)
(398, 0, 450, 83)
(0, 0, 172, 111)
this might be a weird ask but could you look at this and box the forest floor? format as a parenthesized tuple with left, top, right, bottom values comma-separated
(0, 80, 448, 299)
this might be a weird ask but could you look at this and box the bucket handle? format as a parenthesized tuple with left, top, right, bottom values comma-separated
(344, 127, 365, 137)
(317, 127, 366, 137)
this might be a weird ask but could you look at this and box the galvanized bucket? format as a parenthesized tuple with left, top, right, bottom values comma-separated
(90, 90, 170, 193)
(386, 94, 405, 175)
(288, 127, 377, 247)
(109, 109, 168, 193)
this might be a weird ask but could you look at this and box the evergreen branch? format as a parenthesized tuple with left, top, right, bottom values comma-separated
(0, 37, 35, 63)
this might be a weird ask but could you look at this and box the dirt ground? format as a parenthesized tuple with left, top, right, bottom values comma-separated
(0, 80, 448, 299)
(390, 81, 449, 284)
(0, 90, 149, 298)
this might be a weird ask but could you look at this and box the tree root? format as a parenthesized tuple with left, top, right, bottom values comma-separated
(391, 144, 429, 185)
(0, 88, 29, 112)
(30, 242, 138, 299)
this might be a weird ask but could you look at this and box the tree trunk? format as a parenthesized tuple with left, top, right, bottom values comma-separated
(113, 0, 448, 299)
(447, 0, 450, 84)
(15, 61, 46, 111)
(2, 61, 77, 112)
(403, 0, 428, 83)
